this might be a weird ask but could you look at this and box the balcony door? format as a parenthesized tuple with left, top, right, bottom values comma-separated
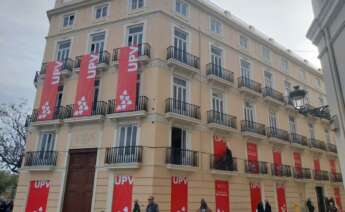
(289, 116, 296, 134)
(174, 27, 188, 62)
(171, 127, 187, 165)
(90, 32, 105, 56)
(268, 111, 277, 132)
(212, 91, 224, 123)
(211, 46, 222, 76)
(117, 124, 138, 160)
(264, 71, 273, 88)
(240, 59, 251, 86)
(173, 77, 187, 113)
(56, 40, 71, 61)
(38, 132, 55, 160)
(127, 25, 143, 46)
(244, 101, 255, 126)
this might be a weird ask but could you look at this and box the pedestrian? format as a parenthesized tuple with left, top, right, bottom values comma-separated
(146, 196, 159, 212)
(257, 199, 272, 212)
(306, 198, 315, 212)
(0, 197, 7, 212)
(133, 200, 141, 212)
(329, 198, 338, 212)
(197, 199, 211, 212)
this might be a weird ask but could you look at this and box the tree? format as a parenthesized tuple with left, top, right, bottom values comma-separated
(0, 101, 28, 173)
(0, 171, 18, 198)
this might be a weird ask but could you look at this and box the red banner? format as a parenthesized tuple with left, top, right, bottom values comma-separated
(171, 176, 188, 212)
(276, 184, 287, 212)
(250, 183, 261, 212)
(73, 54, 98, 117)
(334, 187, 343, 212)
(25, 180, 50, 212)
(293, 152, 301, 168)
(247, 143, 258, 161)
(214, 136, 227, 159)
(330, 160, 337, 174)
(314, 159, 321, 172)
(273, 151, 282, 175)
(37, 61, 63, 120)
(112, 176, 134, 212)
(115, 46, 139, 112)
(215, 180, 229, 212)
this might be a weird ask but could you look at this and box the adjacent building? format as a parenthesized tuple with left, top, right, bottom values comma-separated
(15, 0, 345, 211)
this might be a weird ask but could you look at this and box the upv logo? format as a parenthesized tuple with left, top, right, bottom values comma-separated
(33, 206, 43, 212)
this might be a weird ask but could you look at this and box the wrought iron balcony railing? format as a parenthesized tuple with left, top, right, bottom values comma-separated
(309, 138, 327, 151)
(238, 77, 262, 94)
(244, 160, 268, 175)
(24, 151, 58, 167)
(241, 120, 266, 136)
(206, 63, 234, 83)
(104, 146, 143, 164)
(293, 167, 312, 180)
(167, 46, 200, 69)
(330, 172, 343, 183)
(30, 106, 66, 122)
(113, 43, 151, 62)
(263, 87, 285, 103)
(64, 101, 108, 118)
(313, 170, 330, 181)
(210, 155, 238, 172)
(166, 148, 199, 167)
(207, 110, 237, 129)
(107, 96, 148, 114)
(290, 133, 309, 147)
(266, 127, 290, 142)
(327, 143, 337, 153)
(271, 164, 292, 177)
(165, 98, 201, 120)
(74, 51, 110, 68)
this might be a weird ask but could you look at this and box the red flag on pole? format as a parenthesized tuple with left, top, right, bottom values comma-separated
(215, 180, 230, 212)
(25, 180, 50, 212)
(112, 176, 134, 212)
(171, 176, 188, 212)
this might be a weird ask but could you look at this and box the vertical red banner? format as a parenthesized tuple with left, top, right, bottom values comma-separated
(276, 184, 287, 212)
(334, 187, 343, 212)
(330, 160, 337, 174)
(293, 152, 302, 176)
(215, 180, 230, 212)
(115, 46, 139, 112)
(112, 176, 134, 212)
(314, 159, 321, 171)
(171, 176, 188, 212)
(73, 54, 98, 117)
(273, 151, 282, 176)
(213, 136, 227, 159)
(37, 61, 63, 120)
(249, 183, 261, 212)
(25, 180, 50, 212)
(247, 143, 258, 173)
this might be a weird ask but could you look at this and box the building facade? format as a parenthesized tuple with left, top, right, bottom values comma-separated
(16, 0, 345, 211)
(307, 0, 345, 191)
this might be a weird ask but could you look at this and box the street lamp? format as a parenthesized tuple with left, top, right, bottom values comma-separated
(289, 86, 307, 110)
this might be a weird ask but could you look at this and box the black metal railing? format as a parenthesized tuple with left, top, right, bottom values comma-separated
(107, 96, 148, 114)
(266, 127, 290, 142)
(165, 98, 201, 120)
(113, 43, 151, 62)
(104, 146, 143, 164)
(207, 110, 237, 129)
(271, 164, 292, 177)
(244, 160, 268, 175)
(24, 151, 58, 167)
(30, 106, 66, 122)
(167, 46, 200, 69)
(60, 58, 74, 72)
(166, 148, 199, 167)
(330, 172, 343, 183)
(33, 71, 39, 87)
(293, 167, 312, 180)
(64, 101, 107, 118)
(39, 63, 47, 75)
(241, 120, 266, 136)
(206, 63, 234, 83)
(327, 143, 338, 153)
(74, 51, 110, 68)
(313, 170, 330, 181)
(290, 133, 309, 147)
(309, 138, 327, 151)
(263, 87, 285, 103)
(238, 77, 262, 93)
(210, 155, 238, 172)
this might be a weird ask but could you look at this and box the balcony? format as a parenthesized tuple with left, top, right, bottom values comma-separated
(271, 164, 292, 178)
(327, 143, 338, 154)
(238, 77, 262, 97)
(284, 97, 296, 111)
(241, 120, 266, 140)
(210, 155, 238, 175)
(293, 167, 312, 181)
(107, 96, 149, 119)
(263, 87, 285, 106)
(64, 101, 107, 123)
(39, 59, 74, 77)
(206, 63, 234, 87)
(266, 127, 290, 145)
(290, 133, 309, 149)
(207, 110, 237, 133)
(166, 46, 200, 74)
(104, 146, 143, 169)
(313, 170, 330, 181)
(74, 51, 110, 71)
(244, 160, 269, 176)
(113, 43, 151, 64)
(166, 148, 199, 171)
(29, 106, 66, 126)
(24, 151, 58, 171)
(165, 98, 201, 124)
(330, 173, 343, 183)
(309, 138, 327, 152)
(33, 71, 39, 88)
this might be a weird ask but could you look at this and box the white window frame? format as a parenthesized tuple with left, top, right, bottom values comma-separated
(268, 111, 278, 129)
(128, 0, 145, 11)
(37, 131, 56, 152)
(240, 35, 249, 49)
(211, 89, 226, 113)
(243, 101, 256, 122)
(126, 24, 144, 46)
(264, 70, 274, 88)
(240, 58, 251, 79)
(171, 24, 191, 52)
(169, 125, 192, 150)
(116, 123, 139, 147)
(87, 30, 107, 54)
(94, 3, 109, 20)
(308, 123, 315, 139)
(209, 44, 224, 66)
(281, 58, 289, 73)
(261, 46, 270, 62)
(55, 39, 71, 61)
(171, 75, 190, 102)
(62, 13, 75, 29)
(209, 16, 222, 34)
(174, 0, 189, 18)
(288, 116, 297, 134)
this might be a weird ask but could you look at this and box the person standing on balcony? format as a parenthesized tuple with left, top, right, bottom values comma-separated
(146, 196, 159, 212)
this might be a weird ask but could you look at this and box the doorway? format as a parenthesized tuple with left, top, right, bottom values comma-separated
(315, 186, 326, 212)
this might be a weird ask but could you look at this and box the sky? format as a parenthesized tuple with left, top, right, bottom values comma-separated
(0, 0, 319, 107)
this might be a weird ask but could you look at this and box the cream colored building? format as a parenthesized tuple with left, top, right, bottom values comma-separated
(15, 0, 344, 211)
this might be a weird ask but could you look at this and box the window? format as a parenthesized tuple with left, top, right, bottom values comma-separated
(289, 116, 296, 134)
(262, 46, 270, 62)
(264, 71, 273, 88)
(56, 40, 71, 61)
(129, 0, 144, 10)
(212, 91, 224, 113)
(268, 111, 277, 129)
(90, 32, 105, 55)
(240, 59, 251, 79)
(173, 76, 187, 102)
(127, 25, 143, 46)
(93, 79, 100, 108)
(281, 58, 289, 73)
(175, 0, 189, 17)
(95, 4, 108, 19)
(240, 35, 248, 49)
(63, 14, 75, 28)
(117, 124, 138, 148)
(171, 127, 187, 151)
(210, 17, 222, 34)
(284, 80, 291, 96)
(56, 85, 64, 108)
(38, 132, 55, 152)
(211, 45, 222, 67)
(308, 123, 315, 139)
(244, 101, 255, 123)
(174, 27, 188, 62)
(299, 68, 306, 81)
